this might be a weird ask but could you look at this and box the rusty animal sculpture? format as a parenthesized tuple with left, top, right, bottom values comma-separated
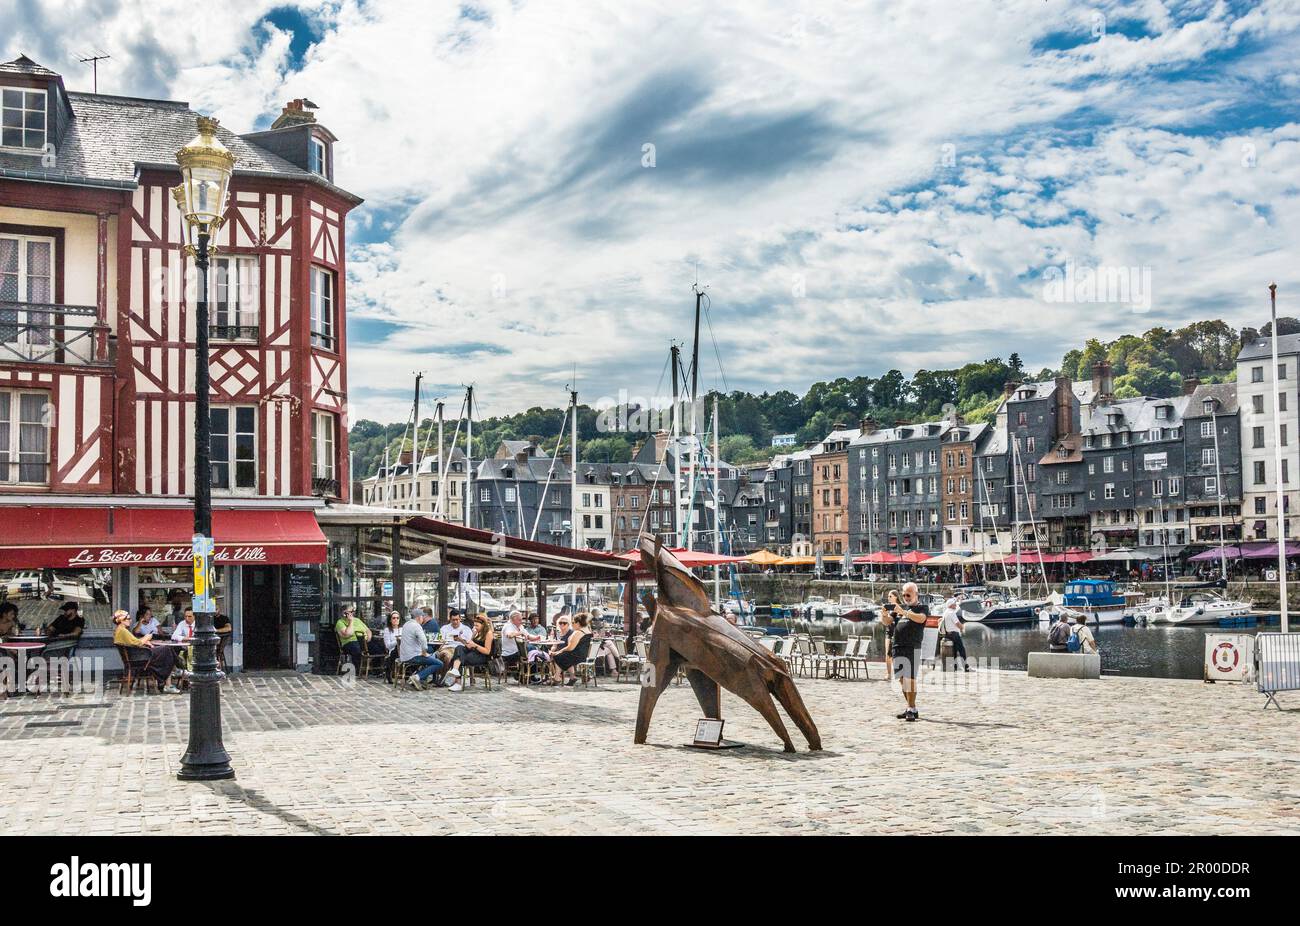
(634, 537, 822, 752)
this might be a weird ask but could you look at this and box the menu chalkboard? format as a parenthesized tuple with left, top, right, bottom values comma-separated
(285, 566, 324, 624)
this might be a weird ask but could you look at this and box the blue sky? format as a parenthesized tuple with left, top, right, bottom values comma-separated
(4, 0, 1300, 423)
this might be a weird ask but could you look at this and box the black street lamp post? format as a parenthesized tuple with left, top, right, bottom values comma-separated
(173, 116, 236, 782)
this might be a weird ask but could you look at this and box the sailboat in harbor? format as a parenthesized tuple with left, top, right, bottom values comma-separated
(959, 428, 1050, 625)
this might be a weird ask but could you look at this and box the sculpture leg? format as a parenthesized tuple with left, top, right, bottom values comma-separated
(685, 669, 721, 719)
(770, 673, 822, 751)
(633, 643, 680, 745)
(731, 673, 797, 753)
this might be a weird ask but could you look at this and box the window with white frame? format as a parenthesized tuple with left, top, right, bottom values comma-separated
(309, 135, 331, 179)
(1200, 420, 1213, 438)
(0, 389, 48, 484)
(210, 256, 258, 339)
(0, 233, 54, 349)
(311, 411, 337, 485)
(310, 266, 336, 350)
(1205, 476, 1218, 496)
(1169, 476, 1180, 496)
(211, 406, 257, 491)
(1, 87, 46, 150)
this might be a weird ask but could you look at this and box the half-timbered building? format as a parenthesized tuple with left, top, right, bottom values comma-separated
(0, 56, 361, 670)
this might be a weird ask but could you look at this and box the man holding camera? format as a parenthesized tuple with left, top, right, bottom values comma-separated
(886, 582, 929, 722)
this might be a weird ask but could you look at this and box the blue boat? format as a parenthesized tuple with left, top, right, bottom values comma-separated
(1061, 578, 1131, 624)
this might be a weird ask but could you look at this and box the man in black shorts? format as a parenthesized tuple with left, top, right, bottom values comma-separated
(889, 582, 928, 722)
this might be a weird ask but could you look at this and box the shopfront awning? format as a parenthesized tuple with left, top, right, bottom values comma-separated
(0, 506, 327, 568)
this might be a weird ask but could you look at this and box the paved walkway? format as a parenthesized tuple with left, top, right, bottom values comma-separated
(1, 667, 1297, 835)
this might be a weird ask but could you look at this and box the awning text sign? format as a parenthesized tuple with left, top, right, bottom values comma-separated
(67, 545, 273, 567)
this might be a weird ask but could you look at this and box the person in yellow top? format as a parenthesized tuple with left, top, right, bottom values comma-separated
(112, 610, 180, 693)
(335, 606, 372, 673)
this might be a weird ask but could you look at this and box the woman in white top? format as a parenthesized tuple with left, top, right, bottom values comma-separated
(382, 611, 402, 653)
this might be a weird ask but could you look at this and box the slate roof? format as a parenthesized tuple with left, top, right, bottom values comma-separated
(0, 58, 360, 203)
(1238, 333, 1300, 362)
(1185, 382, 1238, 417)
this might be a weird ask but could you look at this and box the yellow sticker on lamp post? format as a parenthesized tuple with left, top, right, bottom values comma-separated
(192, 534, 216, 613)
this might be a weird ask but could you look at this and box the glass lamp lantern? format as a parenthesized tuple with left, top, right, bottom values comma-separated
(172, 115, 236, 256)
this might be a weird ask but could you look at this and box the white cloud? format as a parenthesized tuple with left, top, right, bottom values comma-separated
(4, 0, 1299, 423)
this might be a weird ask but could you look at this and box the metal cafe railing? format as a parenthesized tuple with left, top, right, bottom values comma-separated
(210, 310, 260, 342)
(0, 302, 107, 365)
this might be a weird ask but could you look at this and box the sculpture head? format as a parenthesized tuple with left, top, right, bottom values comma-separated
(638, 536, 711, 617)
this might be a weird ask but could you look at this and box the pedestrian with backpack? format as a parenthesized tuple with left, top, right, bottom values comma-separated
(1047, 614, 1072, 652)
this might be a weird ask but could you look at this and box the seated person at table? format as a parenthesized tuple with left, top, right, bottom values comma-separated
(500, 610, 528, 670)
(133, 606, 159, 638)
(382, 611, 402, 653)
(334, 606, 371, 672)
(525, 614, 545, 640)
(44, 601, 85, 644)
(170, 608, 197, 671)
(0, 601, 24, 637)
(112, 610, 180, 693)
(400, 611, 443, 690)
(549, 612, 592, 686)
(443, 613, 494, 692)
(439, 612, 473, 646)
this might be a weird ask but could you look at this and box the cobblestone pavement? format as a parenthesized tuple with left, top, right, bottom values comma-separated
(1, 666, 1297, 835)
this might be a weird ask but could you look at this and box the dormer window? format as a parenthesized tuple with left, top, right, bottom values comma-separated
(309, 134, 331, 179)
(1202, 399, 1214, 414)
(1, 87, 46, 151)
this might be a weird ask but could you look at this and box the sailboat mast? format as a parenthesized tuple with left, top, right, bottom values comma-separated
(411, 372, 422, 507)
(570, 387, 579, 549)
(670, 345, 681, 548)
(436, 401, 445, 518)
(1211, 405, 1227, 580)
(712, 394, 721, 608)
(465, 386, 474, 529)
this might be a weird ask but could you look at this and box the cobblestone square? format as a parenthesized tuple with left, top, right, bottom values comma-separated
(1, 669, 1297, 836)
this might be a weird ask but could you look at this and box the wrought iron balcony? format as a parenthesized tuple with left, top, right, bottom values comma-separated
(210, 311, 260, 342)
(0, 302, 109, 365)
(312, 475, 341, 498)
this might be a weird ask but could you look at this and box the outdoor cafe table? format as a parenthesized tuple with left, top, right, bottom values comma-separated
(821, 639, 849, 680)
(0, 639, 47, 695)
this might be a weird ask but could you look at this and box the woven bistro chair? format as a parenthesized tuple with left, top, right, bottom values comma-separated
(115, 645, 157, 695)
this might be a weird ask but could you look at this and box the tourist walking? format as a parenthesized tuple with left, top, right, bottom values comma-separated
(940, 597, 972, 671)
(888, 583, 928, 721)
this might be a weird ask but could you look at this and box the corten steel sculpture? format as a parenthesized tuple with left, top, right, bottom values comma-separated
(634, 537, 822, 752)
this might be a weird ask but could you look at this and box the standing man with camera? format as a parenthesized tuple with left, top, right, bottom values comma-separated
(889, 582, 929, 722)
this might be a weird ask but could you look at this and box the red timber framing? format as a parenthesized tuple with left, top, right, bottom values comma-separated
(1, 161, 356, 504)
(0, 183, 120, 495)
(114, 169, 357, 502)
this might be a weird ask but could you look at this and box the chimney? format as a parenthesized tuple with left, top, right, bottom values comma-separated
(515, 449, 530, 466)
(1054, 375, 1073, 437)
(399, 450, 413, 467)
(1096, 360, 1114, 403)
(271, 98, 319, 129)
(653, 429, 670, 462)
(1182, 375, 1200, 396)
(860, 416, 878, 435)
(1003, 380, 1021, 398)
(832, 421, 847, 432)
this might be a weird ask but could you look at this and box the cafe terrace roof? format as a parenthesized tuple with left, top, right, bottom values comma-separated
(315, 506, 631, 581)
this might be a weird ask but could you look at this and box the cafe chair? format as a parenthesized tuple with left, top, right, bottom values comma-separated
(115, 646, 157, 695)
(576, 648, 600, 689)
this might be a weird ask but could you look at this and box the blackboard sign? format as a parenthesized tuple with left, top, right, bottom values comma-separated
(285, 565, 324, 624)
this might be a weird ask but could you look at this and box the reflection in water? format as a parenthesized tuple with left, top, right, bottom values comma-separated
(767, 617, 1287, 680)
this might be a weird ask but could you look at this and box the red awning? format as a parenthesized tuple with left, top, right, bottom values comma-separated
(853, 551, 902, 565)
(0, 506, 327, 569)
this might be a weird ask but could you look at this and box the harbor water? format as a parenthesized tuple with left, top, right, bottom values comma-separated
(958, 621, 1285, 679)
(769, 615, 1294, 680)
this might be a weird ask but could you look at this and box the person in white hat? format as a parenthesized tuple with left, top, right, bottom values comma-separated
(940, 597, 973, 672)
